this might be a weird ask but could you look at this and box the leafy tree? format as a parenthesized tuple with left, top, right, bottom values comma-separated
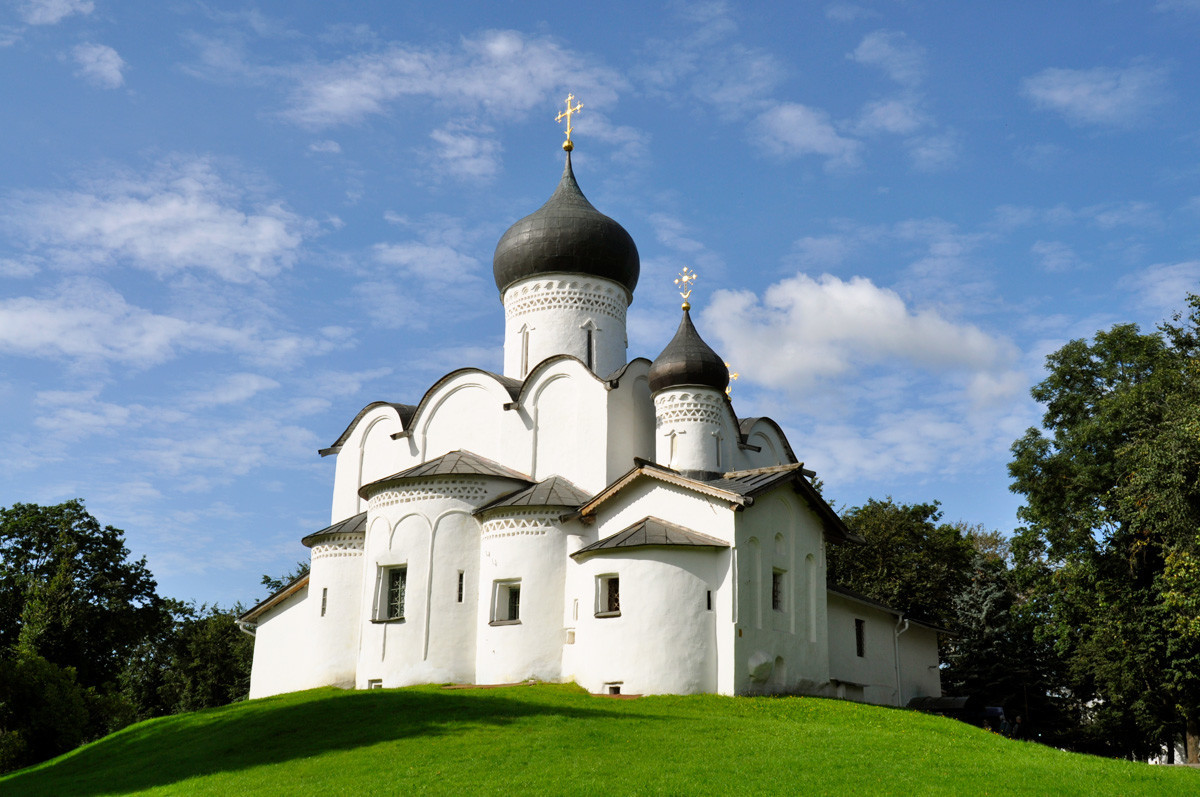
(261, 561, 310, 595)
(0, 500, 168, 689)
(1009, 299, 1200, 762)
(829, 498, 973, 630)
(0, 649, 89, 772)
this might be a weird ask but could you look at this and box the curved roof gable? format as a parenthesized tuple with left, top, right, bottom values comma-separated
(320, 402, 417, 457)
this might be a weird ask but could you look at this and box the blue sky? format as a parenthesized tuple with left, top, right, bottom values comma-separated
(3, 0, 1199, 607)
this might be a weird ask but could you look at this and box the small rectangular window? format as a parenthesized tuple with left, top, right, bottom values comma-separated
(375, 565, 406, 621)
(855, 618, 866, 658)
(772, 570, 785, 612)
(596, 574, 620, 617)
(706, 590, 712, 611)
(491, 580, 521, 624)
(605, 682, 622, 695)
(321, 587, 328, 617)
(456, 571, 464, 603)
(367, 679, 383, 690)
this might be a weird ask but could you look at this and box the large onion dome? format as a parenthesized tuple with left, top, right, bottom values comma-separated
(648, 307, 729, 393)
(493, 153, 640, 298)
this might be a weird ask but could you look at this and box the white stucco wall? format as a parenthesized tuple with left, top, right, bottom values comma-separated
(653, 388, 739, 475)
(306, 532, 365, 689)
(567, 547, 726, 695)
(524, 362, 610, 494)
(604, 364, 655, 483)
(247, 585, 315, 699)
(356, 475, 518, 687)
(330, 406, 409, 522)
(475, 509, 568, 684)
(502, 275, 629, 379)
(827, 592, 941, 706)
(732, 490, 830, 695)
(735, 419, 793, 471)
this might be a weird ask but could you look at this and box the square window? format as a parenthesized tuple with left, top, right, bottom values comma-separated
(855, 618, 866, 658)
(375, 566, 406, 621)
(772, 570, 785, 612)
(367, 679, 383, 690)
(596, 574, 620, 617)
(492, 580, 521, 624)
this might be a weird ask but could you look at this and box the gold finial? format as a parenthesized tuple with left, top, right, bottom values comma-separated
(675, 266, 697, 310)
(556, 93, 583, 152)
(725, 362, 740, 397)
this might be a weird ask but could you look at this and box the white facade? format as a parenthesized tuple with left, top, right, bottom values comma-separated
(240, 154, 944, 704)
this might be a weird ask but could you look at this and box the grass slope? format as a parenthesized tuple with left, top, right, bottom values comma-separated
(2, 684, 1195, 796)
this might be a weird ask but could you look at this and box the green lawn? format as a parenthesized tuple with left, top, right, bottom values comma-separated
(1, 683, 1195, 796)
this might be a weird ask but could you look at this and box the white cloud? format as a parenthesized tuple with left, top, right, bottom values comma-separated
(427, 124, 502, 181)
(0, 277, 338, 368)
(905, 131, 960, 172)
(1021, 64, 1169, 127)
(849, 30, 925, 87)
(1031, 240, 1085, 272)
(33, 388, 139, 436)
(752, 103, 861, 169)
(282, 29, 624, 129)
(855, 98, 928, 135)
(1122, 261, 1200, 313)
(72, 43, 126, 89)
(373, 241, 481, 285)
(704, 273, 1017, 392)
(185, 373, 281, 408)
(19, 0, 93, 25)
(308, 139, 341, 154)
(825, 3, 880, 23)
(2, 157, 309, 283)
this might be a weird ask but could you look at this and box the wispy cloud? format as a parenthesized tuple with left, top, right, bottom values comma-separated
(1121, 261, 1200, 314)
(281, 30, 625, 129)
(752, 103, 861, 169)
(19, 0, 93, 25)
(1031, 240, 1086, 272)
(2, 156, 310, 283)
(848, 30, 925, 88)
(72, 43, 126, 89)
(426, 123, 502, 181)
(1021, 64, 1170, 127)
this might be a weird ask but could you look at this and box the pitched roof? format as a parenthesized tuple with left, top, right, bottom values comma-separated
(300, 511, 367, 548)
(359, 449, 531, 498)
(571, 459, 860, 545)
(239, 572, 310, 623)
(571, 516, 729, 560)
(826, 584, 950, 634)
(475, 475, 591, 515)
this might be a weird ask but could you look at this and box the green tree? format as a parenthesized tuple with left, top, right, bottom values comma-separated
(0, 500, 168, 689)
(1009, 299, 1200, 762)
(260, 561, 310, 595)
(829, 498, 973, 630)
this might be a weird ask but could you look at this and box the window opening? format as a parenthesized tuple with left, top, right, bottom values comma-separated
(706, 590, 713, 611)
(321, 587, 328, 617)
(367, 679, 383, 690)
(772, 570, 785, 612)
(605, 683, 622, 695)
(456, 571, 464, 603)
(387, 567, 407, 619)
(491, 580, 521, 624)
(855, 618, 866, 657)
(581, 319, 598, 371)
(596, 574, 620, 616)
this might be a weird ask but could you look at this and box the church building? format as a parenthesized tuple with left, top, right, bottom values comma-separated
(239, 105, 944, 704)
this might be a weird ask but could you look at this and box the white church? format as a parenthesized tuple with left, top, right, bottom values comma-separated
(239, 111, 944, 705)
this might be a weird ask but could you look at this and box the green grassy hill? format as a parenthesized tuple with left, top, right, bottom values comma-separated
(1, 683, 1195, 796)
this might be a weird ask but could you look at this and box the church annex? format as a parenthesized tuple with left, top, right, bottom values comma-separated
(239, 105, 943, 704)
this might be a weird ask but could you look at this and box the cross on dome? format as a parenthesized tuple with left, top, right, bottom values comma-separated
(556, 93, 583, 152)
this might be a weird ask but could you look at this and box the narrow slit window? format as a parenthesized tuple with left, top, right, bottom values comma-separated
(456, 571, 464, 603)
(706, 590, 712, 611)
(855, 618, 866, 658)
(772, 570, 785, 612)
(321, 587, 328, 617)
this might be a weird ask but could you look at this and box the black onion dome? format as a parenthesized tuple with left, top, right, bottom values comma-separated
(493, 153, 640, 297)
(648, 308, 730, 393)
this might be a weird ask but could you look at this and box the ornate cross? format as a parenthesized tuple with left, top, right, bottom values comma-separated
(556, 93, 583, 151)
(725, 363, 740, 397)
(675, 266, 697, 309)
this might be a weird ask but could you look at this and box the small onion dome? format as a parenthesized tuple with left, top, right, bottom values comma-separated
(493, 153, 640, 298)
(648, 307, 730, 394)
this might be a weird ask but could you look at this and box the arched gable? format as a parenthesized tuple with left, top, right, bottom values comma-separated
(329, 404, 413, 522)
(410, 370, 529, 472)
(737, 417, 798, 470)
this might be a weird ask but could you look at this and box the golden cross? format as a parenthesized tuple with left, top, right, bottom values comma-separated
(675, 266, 697, 309)
(725, 363, 740, 397)
(556, 93, 583, 151)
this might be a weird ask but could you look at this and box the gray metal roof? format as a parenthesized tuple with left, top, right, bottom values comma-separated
(493, 152, 640, 297)
(476, 475, 591, 514)
(572, 516, 729, 559)
(359, 450, 532, 498)
(321, 402, 417, 457)
(300, 511, 367, 548)
(648, 307, 730, 393)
